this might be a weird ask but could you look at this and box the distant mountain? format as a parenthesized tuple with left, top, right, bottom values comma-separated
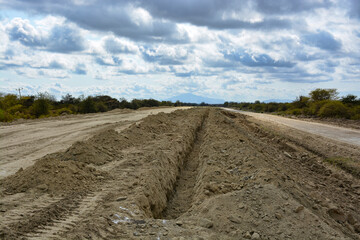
(167, 93, 225, 104)
(263, 99, 293, 103)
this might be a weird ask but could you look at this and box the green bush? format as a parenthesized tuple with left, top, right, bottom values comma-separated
(351, 114, 360, 120)
(286, 108, 302, 116)
(0, 109, 13, 122)
(96, 102, 108, 112)
(318, 101, 349, 118)
(7, 104, 23, 114)
(80, 97, 96, 113)
(309, 100, 329, 115)
(1, 94, 18, 110)
(31, 99, 50, 117)
(56, 107, 73, 115)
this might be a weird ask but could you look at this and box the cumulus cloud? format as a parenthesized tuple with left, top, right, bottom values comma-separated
(141, 0, 294, 30)
(302, 31, 342, 51)
(7, 18, 44, 47)
(0, 62, 23, 70)
(104, 37, 139, 54)
(0, 0, 359, 101)
(1, 0, 294, 45)
(2, 1, 184, 42)
(268, 67, 332, 83)
(72, 64, 86, 75)
(317, 60, 339, 73)
(255, 0, 331, 14)
(141, 45, 189, 65)
(46, 25, 85, 53)
(95, 56, 122, 66)
(224, 49, 295, 68)
(48, 60, 64, 69)
(3, 49, 15, 60)
(7, 18, 85, 53)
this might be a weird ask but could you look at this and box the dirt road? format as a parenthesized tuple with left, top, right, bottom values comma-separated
(223, 108, 360, 146)
(0, 107, 188, 179)
(0, 108, 359, 239)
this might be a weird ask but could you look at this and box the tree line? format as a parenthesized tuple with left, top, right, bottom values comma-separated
(2, 88, 359, 122)
(224, 89, 360, 120)
(0, 93, 197, 122)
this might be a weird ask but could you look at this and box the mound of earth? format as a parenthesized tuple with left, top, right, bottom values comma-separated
(2, 156, 105, 195)
(1, 108, 359, 239)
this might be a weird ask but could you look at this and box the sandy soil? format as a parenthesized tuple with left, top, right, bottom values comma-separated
(0, 108, 359, 239)
(0, 107, 188, 179)
(223, 108, 360, 147)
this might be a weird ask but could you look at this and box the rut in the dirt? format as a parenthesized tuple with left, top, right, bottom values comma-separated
(160, 119, 206, 219)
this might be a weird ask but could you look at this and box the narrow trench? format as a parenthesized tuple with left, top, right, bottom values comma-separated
(160, 117, 207, 219)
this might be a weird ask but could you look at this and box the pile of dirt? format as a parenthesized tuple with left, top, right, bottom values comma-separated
(60, 112, 179, 166)
(1, 109, 203, 196)
(57, 108, 359, 239)
(60, 129, 123, 165)
(2, 156, 105, 194)
(1, 108, 359, 239)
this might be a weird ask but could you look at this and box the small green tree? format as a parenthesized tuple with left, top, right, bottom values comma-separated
(32, 99, 50, 117)
(174, 100, 181, 107)
(30, 92, 56, 117)
(292, 96, 310, 109)
(80, 96, 97, 113)
(309, 88, 338, 101)
(341, 94, 358, 105)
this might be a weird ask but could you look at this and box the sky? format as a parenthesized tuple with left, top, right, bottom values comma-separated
(0, 0, 359, 102)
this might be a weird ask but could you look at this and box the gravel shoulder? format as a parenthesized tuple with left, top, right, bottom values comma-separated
(223, 108, 360, 147)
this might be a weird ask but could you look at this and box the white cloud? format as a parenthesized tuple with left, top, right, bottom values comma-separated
(0, 0, 359, 102)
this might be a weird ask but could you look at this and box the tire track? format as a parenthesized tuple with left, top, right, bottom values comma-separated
(24, 157, 131, 239)
(25, 190, 108, 239)
(0, 194, 64, 226)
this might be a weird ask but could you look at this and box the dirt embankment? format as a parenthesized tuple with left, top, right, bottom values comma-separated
(0, 107, 188, 179)
(1, 108, 359, 239)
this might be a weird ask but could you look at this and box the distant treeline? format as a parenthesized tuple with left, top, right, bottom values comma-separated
(224, 88, 360, 120)
(0, 93, 206, 122)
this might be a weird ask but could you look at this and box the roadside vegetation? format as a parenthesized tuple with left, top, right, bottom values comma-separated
(0, 92, 196, 122)
(2, 88, 359, 123)
(224, 88, 360, 120)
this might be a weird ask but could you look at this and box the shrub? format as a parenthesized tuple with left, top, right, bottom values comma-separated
(286, 108, 302, 116)
(20, 96, 35, 108)
(1, 94, 18, 110)
(351, 114, 360, 120)
(318, 101, 349, 118)
(80, 97, 96, 113)
(96, 102, 108, 112)
(309, 100, 329, 115)
(56, 107, 73, 115)
(7, 104, 23, 114)
(31, 99, 50, 117)
(0, 109, 13, 122)
(350, 106, 360, 120)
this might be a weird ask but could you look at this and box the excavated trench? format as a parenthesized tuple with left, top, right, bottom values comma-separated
(2, 108, 359, 239)
(160, 118, 207, 219)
